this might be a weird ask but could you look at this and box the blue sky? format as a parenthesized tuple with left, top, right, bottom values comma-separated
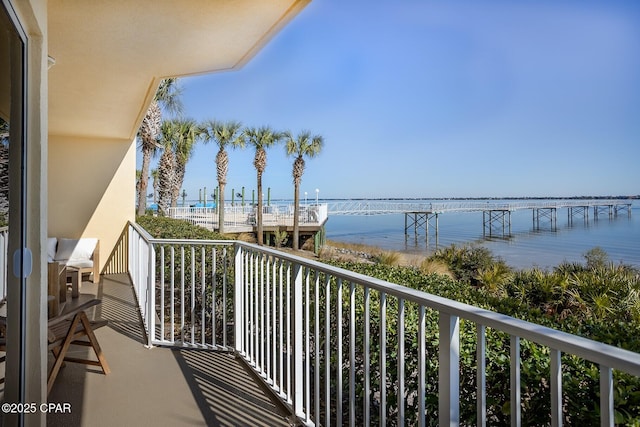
(140, 0, 640, 200)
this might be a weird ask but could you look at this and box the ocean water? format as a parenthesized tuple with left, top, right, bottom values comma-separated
(324, 199, 640, 270)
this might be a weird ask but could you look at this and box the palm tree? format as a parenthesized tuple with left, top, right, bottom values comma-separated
(245, 126, 283, 245)
(156, 123, 177, 216)
(170, 119, 201, 207)
(156, 119, 200, 214)
(285, 130, 324, 250)
(136, 78, 183, 216)
(201, 120, 244, 234)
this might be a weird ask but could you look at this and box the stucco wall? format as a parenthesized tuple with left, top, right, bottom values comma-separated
(48, 135, 136, 271)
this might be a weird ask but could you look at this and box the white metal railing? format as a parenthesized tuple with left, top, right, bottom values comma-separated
(327, 199, 633, 215)
(167, 204, 329, 231)
(127, 227, 640, 426)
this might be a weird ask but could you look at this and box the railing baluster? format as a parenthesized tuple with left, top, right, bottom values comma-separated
(349, 282, 356, 427)
(305, 268, 311, 423)
(170, 247, 175, 343)
(201, 246, 206, 346)
(245, 251, 250, 357)
(211, 248, 216, 348)
(236, 247, 246, 355)
(292, 262, 304, 418)
(278, 259, 284, 395)
(551, 348, 562, 427)
(286, 261, 292, 402)
(260, 253, 265, 374)
(510, 335, 521, 427)
(439, 313, 459, 427)
(398, 298, 405, 426)
(265, 256, 271, 382)
(190, 246, 196, 345)
(419, 306, 426, 427)
(324, 275, 331, 427)
(160, 246, 165, 342)
(337, 278, 343, 426)
(180, 246, 185, 344)
(600, 365, 613, 427)
(314, 272, 321, 425)
(380, 291, 387, 426)
(477, 324, 486, 427)
(148, 243, 156, 346)
(272, 258, 278, 387)
(248, 253, 254, 364)
(222, 247, 227, 347)
(364, 286, 371, 427)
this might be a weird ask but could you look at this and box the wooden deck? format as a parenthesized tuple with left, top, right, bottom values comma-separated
(45, 274, 293, 427)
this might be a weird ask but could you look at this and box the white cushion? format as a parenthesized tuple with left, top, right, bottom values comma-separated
(66, 259, 93, 269)
(47, 237, 58, 263)
(54, 238, 97, 262)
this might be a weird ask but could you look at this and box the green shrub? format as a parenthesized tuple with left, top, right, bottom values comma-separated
(136, 215, 229, 240)
(431, 244, 507, 286)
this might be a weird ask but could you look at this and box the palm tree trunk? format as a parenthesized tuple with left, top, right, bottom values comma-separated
(256, 172, 263, 245)
(137, 149, 151, 216)
(293, 182, 300, 250)
(218, 182, 226, 234)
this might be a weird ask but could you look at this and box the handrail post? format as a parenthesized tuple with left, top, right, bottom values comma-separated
(147, 241, 156, 347)
(234, 244, 244, 353)
(292, 262, 304, 418)
(600, 365, 614, 427)
(439, 313, 460, 427)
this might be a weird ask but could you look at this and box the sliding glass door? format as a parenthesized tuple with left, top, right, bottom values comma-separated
(1, 0, 29, 411)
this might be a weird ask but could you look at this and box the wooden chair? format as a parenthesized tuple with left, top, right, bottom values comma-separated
(47, 298, 110, 394)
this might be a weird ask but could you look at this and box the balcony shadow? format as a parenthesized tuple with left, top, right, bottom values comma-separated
(171, 348, 294, 426)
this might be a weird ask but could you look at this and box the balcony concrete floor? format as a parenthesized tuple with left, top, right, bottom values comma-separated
(46, 274, 293, 427)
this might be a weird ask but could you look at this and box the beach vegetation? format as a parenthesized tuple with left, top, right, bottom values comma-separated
(373, 250, 402, 266)
(418, 258, 454, 278)
(431, 244, 507, 286)
(136, 215, 228, 241)
(273, 228, 288, 248)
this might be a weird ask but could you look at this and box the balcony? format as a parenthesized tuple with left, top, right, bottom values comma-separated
(31, 222, 640, 425)
(45, 275, 292, 426)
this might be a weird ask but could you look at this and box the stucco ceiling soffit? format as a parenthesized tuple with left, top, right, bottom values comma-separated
(47, 0, 310, 140)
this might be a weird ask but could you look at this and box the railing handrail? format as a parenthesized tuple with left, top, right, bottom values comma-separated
(327, 199, 633, 215)
(129, 220, 155, 242)
(235, 241, 640, 377)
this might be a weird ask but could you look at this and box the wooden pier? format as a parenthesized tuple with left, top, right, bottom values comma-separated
(391, 200, 633, 239)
